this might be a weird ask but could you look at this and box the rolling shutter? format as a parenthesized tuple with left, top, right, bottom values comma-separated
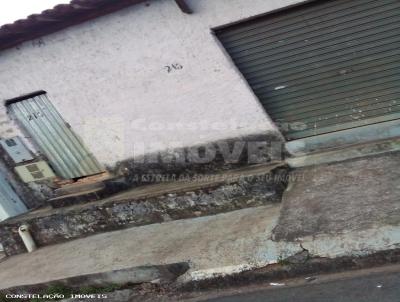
(216, 0, 400, 140)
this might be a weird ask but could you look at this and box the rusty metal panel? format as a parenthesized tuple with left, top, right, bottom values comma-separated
(8, 94, 104, 179)
(216, 0, 400, 140)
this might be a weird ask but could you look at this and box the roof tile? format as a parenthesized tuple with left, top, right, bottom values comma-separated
(0, 0, 146, 51)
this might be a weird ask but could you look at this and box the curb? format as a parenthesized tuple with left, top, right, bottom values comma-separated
(0, 262, 189, 294)
(178, 248, 400, 291)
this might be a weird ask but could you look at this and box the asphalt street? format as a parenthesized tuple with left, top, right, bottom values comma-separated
(203, 268, 400, 302)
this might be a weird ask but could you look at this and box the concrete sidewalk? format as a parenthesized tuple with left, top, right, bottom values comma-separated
(1, 200, 400, 291)
(0, 205, 283, 290)
(0, 152, 399, 292)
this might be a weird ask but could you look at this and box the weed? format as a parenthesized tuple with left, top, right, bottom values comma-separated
(277, 255, 290, 266)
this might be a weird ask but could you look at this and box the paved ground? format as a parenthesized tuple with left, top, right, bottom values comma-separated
(0, 205, 283, 290)
(273, 152, 400, 241)
(1, 152, 400, 291)
(201, 265, 400, 302)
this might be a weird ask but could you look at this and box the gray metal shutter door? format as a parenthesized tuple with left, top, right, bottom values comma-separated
(216, 0, 400, 140)
(9, 94, 104, 179)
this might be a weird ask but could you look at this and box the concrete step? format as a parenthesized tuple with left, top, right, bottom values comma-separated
(49, 187, 107, 208)
(286, 137, 400, 168)
(0, 163, 288, 256)
(54, 182, 106, 196)
(285, 119, 400, 156)
(0, 262, 189, 294)
(50, 175, 130, 208)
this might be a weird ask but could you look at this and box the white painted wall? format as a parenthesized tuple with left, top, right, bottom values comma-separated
(0, 0, 305, 167)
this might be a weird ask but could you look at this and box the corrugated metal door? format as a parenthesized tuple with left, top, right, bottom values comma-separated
(216, 0, 400, 140)
(0, 172, 27, 221)
(8, 94, 104, 179)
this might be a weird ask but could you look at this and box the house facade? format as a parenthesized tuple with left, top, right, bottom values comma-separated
(0, 0, 398, 212)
